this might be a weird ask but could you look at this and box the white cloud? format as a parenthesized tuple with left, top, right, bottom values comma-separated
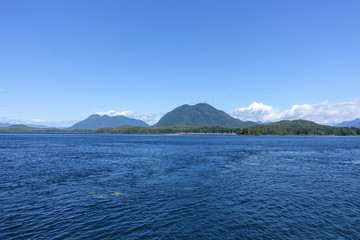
(96, 109, 136, 117)
(232, 102, 282, 123)
(0, 117, 77, 128)
(136, 113, 162, 125)
(0, 87, 4, 92)
(26, 119, 78, 128)
(231, 99, 360, 125)
(45, 120, 78, 128)
(96, 109, 162, 125)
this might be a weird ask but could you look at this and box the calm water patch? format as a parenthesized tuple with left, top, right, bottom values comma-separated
(0, 134, 359, 239)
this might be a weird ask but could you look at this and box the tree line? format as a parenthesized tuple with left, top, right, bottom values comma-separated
(239, 120, 360, 136)
(1, 120, 360, 136)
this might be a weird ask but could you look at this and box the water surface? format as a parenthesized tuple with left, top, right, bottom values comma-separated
(0, 134, 359, 239)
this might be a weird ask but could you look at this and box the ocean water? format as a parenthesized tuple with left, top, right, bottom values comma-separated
(0, 134, 359, 239)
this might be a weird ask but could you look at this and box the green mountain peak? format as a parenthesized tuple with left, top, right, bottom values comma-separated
(155, 103, 256, 127)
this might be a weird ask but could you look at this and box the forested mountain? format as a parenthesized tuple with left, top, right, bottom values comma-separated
(239, 120, 360, 135)
(67, 114, 148, 130)
(155, 103, 256, 127)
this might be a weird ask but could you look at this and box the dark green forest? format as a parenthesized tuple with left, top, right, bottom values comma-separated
(97, 125, 238, 134)
(240, 120, 360, 136)
(1, 120, 360, 136)
(155, 103, 255, 127)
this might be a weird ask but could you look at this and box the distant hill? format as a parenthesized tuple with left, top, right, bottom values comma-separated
(67, 114, 149, 130)
(3, 124, 36, 131)
(0, 123, 11, 127)
(28, 124, 50, 128)
(240, 119, 360, 135)
(155, 103, 256, 127)
(0, 122, 49, 128)
(0, 124, 62, 133)
(335, 118, 360, 128)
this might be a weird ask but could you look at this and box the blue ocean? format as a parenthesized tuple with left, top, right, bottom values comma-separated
(0, 134, 359, 239)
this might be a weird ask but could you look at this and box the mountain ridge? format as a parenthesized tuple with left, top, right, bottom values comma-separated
(335, 118, 360, 128)
(155, 103, 256, 127)
(67, 114, 148, 130)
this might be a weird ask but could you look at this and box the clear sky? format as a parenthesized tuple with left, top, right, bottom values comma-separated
(1, 0, 360, 126)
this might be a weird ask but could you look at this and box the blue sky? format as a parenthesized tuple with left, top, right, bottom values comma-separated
(1, 0, 359, 126)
